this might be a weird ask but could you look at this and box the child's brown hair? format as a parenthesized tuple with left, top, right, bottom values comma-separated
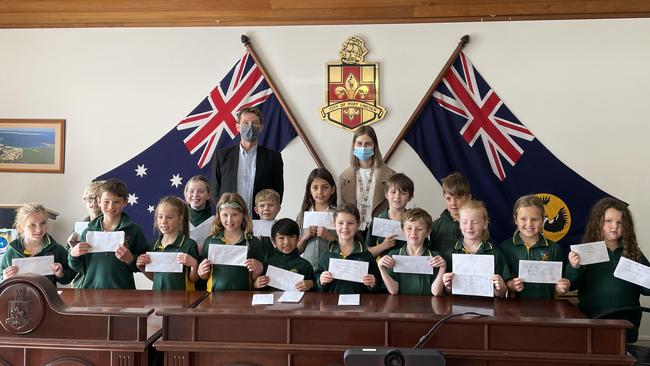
(441, 172, 470, 197)
(582, 197, 640, 261)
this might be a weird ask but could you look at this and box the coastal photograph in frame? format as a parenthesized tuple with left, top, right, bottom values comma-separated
(0, 119, 65, 173)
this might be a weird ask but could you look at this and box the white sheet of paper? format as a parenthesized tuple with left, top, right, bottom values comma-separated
(74, 221, 89, 236)
(329, 258, 368, 283)
(266, 265, 304, 291)
(13, 255, 54, 276)
(252, 293, 275, 305)
(570, 241, 609, 265)
(614, 257, 650, 289)
(253, 220, 275, 237)
(371, 218, 406, 241)
(85, 231, 124, 253)
(189, 216, 213, 249)
(278, 291, 304, 303)
(302, 211, 334, 230)
(518, 260, 562, 284)
(393, 255, 433, 275)
(145, 252, 183, 273)
(207, 244, 247, 266)
(452, 254, 494, 297)
(338, 294, 360, 306)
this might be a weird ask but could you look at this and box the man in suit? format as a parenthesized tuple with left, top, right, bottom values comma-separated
(213, 107, 284, 218)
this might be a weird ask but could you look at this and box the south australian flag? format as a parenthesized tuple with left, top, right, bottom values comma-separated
(97, 51, 297, 241)
(404, 51, 614, 248)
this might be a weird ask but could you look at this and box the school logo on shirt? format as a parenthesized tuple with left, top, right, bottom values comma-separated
(536, 193, 571, 242)
(320, 36, 386, 131)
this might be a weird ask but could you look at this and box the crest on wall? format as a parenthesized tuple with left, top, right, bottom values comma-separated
(320, 36, 386, 130)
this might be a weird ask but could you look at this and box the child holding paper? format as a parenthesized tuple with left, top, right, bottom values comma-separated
(68, 179, 148, 289)
(365, 173, 413, 258)
(566, 197, 650, 342)
(501, 195, 570, 298)
(1, 203, 75, 286)
(378, 208, 446, 295)
(184, 175, 213, 254)
(296, 168, 338, 269)
(136, 196, 200, 290)
(253, 189, 282, 261)
(253, 218, 314, 291)
(315, 204, 380, 294)
(441, 200, 510, 297)
(197, 193, 264, 292)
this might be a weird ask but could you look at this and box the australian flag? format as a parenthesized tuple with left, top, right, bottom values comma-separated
(404, 51, 614, 248)
(97, 51, 297, 241)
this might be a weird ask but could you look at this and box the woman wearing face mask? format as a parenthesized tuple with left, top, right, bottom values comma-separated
(338, 125, 395, 238)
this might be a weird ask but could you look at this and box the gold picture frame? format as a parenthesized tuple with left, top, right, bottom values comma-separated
(0, 119, 65, 173)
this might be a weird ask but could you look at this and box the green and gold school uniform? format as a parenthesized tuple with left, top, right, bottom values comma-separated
(149, 234, 199, 291)
(69, 213, 148, 289)
(385, 246, 441, 295)
(447, 240, 512, 281)
(430, 209, 462, 263)
(365, 210, 406, 257)
(259, 248, 315, 291)
(201, 232, 264, 292)
(0, 234, 76, 286)
(565, 242, 650, 342)
(315, 240, 382, 294)
(499, 232, 563, 299)
(189, 204, 212, 227)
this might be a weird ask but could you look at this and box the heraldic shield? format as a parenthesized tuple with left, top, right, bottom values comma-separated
(321, 37, 386, 131)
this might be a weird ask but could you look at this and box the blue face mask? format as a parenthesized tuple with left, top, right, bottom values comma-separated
(240, 123, 261, 142)
(353, 147, 374, 161)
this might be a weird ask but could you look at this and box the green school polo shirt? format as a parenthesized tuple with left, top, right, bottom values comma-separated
(565, 243, 650, 342)
(69, 213, 148, 289)
(201, 232, 264, 292)
(448, 240, 512, 281)
(315, 240, 382, 294)
(500, 232, 563, 299)
(365, 210, 406, 257)
(430, 209, 462, 262)
(386, 246, 440, 295)
(188, 205, 213, 227)
(149, 234, 199, 291)
(0, 234, 76, 286)
(259, 248, 315, 291)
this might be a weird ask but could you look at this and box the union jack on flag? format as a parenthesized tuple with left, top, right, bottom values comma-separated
(404, 50, 612, 247)
(97, 50, 296, 241)
(433, 52, 534, 181)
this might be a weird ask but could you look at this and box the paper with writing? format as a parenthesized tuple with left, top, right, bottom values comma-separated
(329, 258, 368, 283)
(145, 252, 183, 273)
(278, 291, 304, 303)
(13, 255, 54, 276)
(570, 241, 609, 265)
(253, 220, 275, 237)
(267, 265, 305, 291)
(614, 257, 650, 289)
(518, 260, 562, 284)
(338, 294, 360, 306)
(86, 231, 124, 253)
(302, 211, 334, 230)
(371, 218, 406, 241)
(207, 244, 247, 266)
(393, 255, 433, 275)
(252, 293, 274, 305)
(451, 254, 494, 297)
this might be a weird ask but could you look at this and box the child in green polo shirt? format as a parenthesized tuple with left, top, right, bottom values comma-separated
(1, 203, 75, 286)
(184, 175, 213, 254)
(501, 195, 569, 298)
(136, 196, 200, 291)
(566, 197, 650, 342)
(378, 208, 446, 295)
(316, 204, 380, 294)
(430, 173, 471, 263)
(69, 179, 148, 289)
(253, 218, 315, 291)
(441, 200, 510, 297)
(253, 189, 282, 262)
(197, 192, 264, 292)
(365, 173, 413, 258)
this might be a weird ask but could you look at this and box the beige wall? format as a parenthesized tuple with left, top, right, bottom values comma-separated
(1, 19, 649, 335)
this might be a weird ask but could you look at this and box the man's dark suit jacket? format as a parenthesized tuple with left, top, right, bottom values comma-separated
(213, 144, 284, 215)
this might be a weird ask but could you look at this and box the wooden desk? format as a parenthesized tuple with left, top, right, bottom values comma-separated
(156, 292, 634, 366)
(0, 275, 207, 366)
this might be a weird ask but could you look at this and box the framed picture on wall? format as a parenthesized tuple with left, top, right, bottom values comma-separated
(0, 119, 65, 173)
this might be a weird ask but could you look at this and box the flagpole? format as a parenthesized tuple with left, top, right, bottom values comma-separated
(383, 35, 470, 164)
(241, 35, 325, 169)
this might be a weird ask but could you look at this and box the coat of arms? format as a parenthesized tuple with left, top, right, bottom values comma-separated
(6, 288, 29, 330)
(320, 36, 386, 130)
